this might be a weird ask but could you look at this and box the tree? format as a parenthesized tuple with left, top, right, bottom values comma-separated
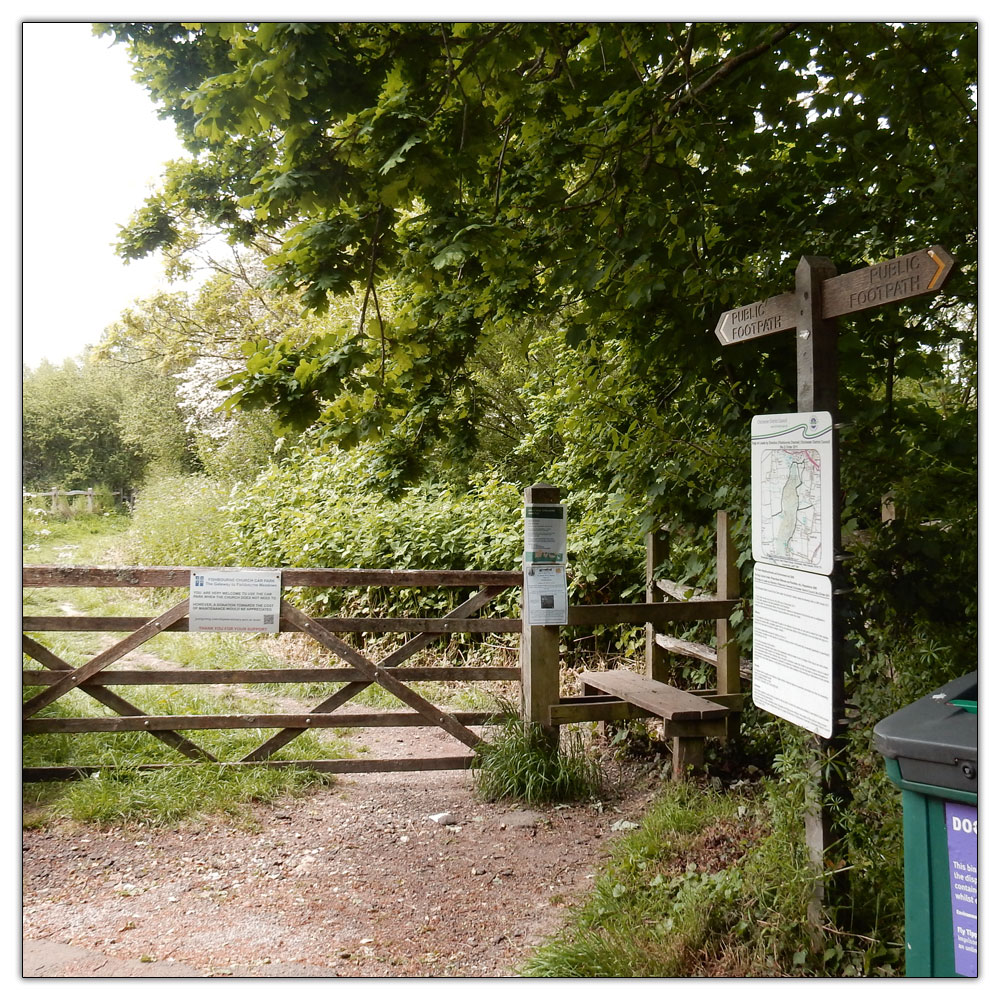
(98, 21, 977, 475)
(22, 359, 146, 492)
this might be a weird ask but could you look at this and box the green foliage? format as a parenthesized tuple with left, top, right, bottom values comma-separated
(120, 472, 238, 566)
(523, 776, 903, 977)
(473, 703, 602, 805)
(227, 440, 646, 634)
(23, 763, 331, 828)
(22, 360, 147, 492)
(98, 21, 976, 484)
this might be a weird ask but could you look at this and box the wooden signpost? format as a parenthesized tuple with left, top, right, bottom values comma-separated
(715, 245, 956, 920)
(715, 246, 955, 345)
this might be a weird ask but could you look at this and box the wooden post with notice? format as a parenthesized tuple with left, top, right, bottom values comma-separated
(714, 245, 956, 925)
(521, 483, 561, 743)
(795, 255, 851, 923)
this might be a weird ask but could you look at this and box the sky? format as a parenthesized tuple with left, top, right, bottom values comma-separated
(21, 21, 193, 369)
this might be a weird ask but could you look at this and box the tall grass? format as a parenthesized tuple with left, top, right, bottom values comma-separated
(119, 472, 238, 566)
(472, 702, 603, 805)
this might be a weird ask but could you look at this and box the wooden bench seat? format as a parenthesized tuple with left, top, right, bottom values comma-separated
(579, 670, 728, 721)
(579, 669, 728, 779)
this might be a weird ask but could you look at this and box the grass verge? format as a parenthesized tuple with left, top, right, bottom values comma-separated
(521, 771, 904, 978)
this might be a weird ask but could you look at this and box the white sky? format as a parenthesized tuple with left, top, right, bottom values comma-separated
(20, 21, 191, 369)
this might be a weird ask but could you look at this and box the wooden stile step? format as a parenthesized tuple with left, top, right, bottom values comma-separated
(579, 670, 728, 722)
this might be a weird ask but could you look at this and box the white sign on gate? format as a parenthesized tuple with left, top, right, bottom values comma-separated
(189, 568, 282, 633)
(751, 563, 834, 739)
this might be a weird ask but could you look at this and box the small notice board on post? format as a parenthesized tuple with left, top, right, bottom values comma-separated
(751, 412, 834, 576)
(523, 503, 568, 625)
(189, 568, 282, 633)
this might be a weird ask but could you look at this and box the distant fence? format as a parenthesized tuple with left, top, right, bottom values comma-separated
(22, 488, 134, 513)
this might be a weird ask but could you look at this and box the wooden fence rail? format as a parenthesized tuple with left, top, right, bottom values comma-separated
(23, 488, 132, 513)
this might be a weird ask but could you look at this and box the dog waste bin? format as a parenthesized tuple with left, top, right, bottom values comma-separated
(873, 671, 978, 977)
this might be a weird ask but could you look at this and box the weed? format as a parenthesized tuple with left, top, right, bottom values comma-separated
(472, 700, 602, 805)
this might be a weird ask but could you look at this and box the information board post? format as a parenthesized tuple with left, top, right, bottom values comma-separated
(795, 256, 850, 919)
(717, 244, 957, 927)
(521, 483, 562, 742)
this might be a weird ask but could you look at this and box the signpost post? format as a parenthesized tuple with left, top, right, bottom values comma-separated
(715, 245, 956, 921)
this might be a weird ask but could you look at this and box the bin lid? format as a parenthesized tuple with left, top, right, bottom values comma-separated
(873, 671, 977, 793)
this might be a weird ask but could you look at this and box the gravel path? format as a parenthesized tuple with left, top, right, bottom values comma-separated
(23, 722, 663, 978)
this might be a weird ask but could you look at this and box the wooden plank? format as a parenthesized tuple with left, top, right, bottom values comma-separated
(549, 698, 650, 726)
(655, 634, 717, 663)
(23, 566, 522, 589)
(568, 600, 737, 626)
(655, 578, 709, 600)
(21, 599, 192, 719)
(20, 634, 70, 671)
(654, 635, 753, 680)
(22, 666, 523, 686)
(715, 509, 742, 717)
(24, 757, 476, 782)
(645, 528, 669, 684)
(820, 246, 955, 319)
(22, 615, 521, 634)
(24, 711, 493, 734)
(715, 291, 797, 345)
(663, 718, 728, 739)
(579, 670, 728, 721)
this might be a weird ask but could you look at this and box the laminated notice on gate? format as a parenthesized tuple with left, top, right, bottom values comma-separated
(188, 568, 282, 633)
(524, 564, 569, 626)
(524, 504, 567, 564)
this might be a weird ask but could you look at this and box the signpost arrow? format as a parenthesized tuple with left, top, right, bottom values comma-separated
(820, 245, 955, 319)
(715, 292, 796, 345)
(715, 246, 955, 345)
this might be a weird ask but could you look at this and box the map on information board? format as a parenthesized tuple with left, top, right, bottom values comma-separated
(751, 412, 834, 576)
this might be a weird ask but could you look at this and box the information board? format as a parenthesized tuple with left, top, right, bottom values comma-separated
(751, 412, 834, 576)
(189, 568, 282, 633)
(751, 563, 834, 738)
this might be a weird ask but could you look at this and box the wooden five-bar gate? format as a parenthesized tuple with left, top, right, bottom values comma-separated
(23, 491, 746, 783)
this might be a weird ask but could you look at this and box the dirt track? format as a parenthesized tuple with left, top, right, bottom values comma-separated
(23, 722, 664, 979)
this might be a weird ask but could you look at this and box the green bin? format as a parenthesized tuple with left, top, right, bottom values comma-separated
(873, 671, 978, 977)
